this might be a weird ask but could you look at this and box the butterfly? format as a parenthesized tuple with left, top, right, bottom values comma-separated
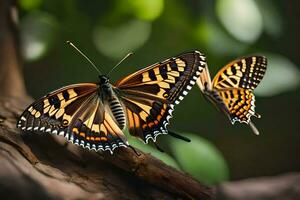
(17, 46, 206, 153)
(197, 56, 267, 135)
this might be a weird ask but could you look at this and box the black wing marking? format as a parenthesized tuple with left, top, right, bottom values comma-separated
(116, 51, 206, 142)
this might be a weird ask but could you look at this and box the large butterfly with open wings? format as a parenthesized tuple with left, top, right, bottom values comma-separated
(17, 51, 206, 153)
(197, 56, 267, 135)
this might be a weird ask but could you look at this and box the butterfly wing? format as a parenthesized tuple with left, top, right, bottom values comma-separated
(115, 51, 206, 142)
(196, 63, 213, 92)
(17, 83, 98, 131)
(196, 62, 233, 117)
(212, 56, 267, 90)
(119, 93, 172, 143)
(215, 88, 257, 122)
(17, 83, 128, 152)
(215, 88, 260, 134)
(66, 94, 128, 152)
(116, 51, 206, 104)
(205, 56, 267, 134)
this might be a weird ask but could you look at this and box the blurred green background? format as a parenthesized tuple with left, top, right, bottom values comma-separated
(19, 0, 300, 185)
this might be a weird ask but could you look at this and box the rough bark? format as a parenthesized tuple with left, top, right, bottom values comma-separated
(0, 99, 212, 200)
(0, 1, 212, 199)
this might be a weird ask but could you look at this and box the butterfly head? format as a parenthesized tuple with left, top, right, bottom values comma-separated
(99, 75, 109, 85)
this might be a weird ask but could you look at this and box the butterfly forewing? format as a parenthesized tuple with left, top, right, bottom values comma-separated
(116, 51, 206, 142)
(18, 83, 98, 131)
(212, 56, 267, 91)
(116, 51, 206, 104)
(197, 63, 213, 92)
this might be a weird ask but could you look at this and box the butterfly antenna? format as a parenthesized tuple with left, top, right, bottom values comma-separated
(107, 52, 133, 76)
(66, 41, 102, 75)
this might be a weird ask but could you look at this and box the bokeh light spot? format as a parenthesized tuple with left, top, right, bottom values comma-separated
(20, 11, 58, 62)
(216, 0, 263, 43)
(93, 20, 151, 59)
(255, 54, 300, 96)
(120, 0, 164, 21)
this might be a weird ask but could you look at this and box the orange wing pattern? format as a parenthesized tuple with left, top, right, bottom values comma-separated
(216, 89, 258, 122)
(17, 51, 207, 151)
(67, 95, 128, 152)
(121, 94, 172, 143)
(197, 56, 267, 135)
(116, 51, 206, 105)
(212, 56, 267, 90)
(116, 51, 206, 142)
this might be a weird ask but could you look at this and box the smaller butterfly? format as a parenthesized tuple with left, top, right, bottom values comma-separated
(17, 41, 206, 153)
(197, 56, 267, 135)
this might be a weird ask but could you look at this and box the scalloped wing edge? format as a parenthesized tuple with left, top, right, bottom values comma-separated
(17, 120, 129, 154)
(143, 52, 206, 143)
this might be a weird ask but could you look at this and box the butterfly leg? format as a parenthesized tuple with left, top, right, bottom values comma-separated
(128, 145, 141, 156)
(62, 141, 69, 148)
(168, 130, 191, 142)
(153, 142, 165, 153)
(254, 113, 261, 118)
(249, 121, 260, 135)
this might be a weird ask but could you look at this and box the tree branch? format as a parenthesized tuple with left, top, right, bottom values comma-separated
(0, 91, 212, 200)
(0, 0, 212, 199)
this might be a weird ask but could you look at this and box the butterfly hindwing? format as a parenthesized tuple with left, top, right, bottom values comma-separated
(216, 88, 256, 124)
(66, 95, 128, 152)
(119, 94, 172, 143)
(116, 51, 206, 142)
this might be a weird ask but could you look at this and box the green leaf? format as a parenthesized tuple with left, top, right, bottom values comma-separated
(169, 133, 229, 185)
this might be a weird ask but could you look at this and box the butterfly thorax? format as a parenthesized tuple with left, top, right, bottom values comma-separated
(98, 75, 113, 97)
(98, 75, 126, 130)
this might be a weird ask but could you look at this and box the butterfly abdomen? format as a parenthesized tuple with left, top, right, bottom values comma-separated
(108, 97, 126, 130)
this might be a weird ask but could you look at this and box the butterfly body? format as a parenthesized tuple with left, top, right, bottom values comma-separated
(97, 75, 127, 129)
(197, 56, 267, 134)
(18, 51, 206, 153)
(202, 89, 228, 115)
